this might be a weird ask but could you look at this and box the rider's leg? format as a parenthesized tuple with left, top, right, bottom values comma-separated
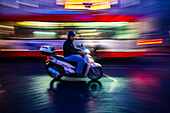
(64, 54, 84, 74)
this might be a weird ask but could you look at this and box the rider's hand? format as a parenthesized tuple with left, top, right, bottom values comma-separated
(78, 51, 84, 55)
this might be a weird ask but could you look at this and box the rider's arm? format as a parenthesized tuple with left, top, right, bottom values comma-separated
(75, 48, 81, 51)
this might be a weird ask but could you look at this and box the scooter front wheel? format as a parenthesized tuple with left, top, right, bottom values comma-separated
(88, 67, 103, 81)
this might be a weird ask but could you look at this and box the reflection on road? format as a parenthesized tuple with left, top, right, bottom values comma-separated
(0, 63, 170, 113)
(48, 79, 103, 113)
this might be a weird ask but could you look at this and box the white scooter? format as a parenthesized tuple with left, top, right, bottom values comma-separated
(39, 44, 103, 81)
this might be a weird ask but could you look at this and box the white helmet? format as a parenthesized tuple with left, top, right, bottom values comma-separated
(39, 45, 56, 53)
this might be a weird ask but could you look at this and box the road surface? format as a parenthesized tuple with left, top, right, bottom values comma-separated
(0, 56, 170, 113)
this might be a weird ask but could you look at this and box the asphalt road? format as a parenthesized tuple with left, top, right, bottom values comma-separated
(0, 56, 170, 113)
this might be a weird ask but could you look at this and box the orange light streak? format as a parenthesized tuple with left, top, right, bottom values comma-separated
(137, 38, 163, 45)
(0, 49, 29, 51)
(55, 49, 63, 51)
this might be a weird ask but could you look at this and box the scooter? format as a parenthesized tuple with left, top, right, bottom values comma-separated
(39, 44, 103, 81)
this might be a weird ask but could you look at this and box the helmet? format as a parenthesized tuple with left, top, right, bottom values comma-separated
(67, 31, 76, 37)
(39, 45, 55, 54)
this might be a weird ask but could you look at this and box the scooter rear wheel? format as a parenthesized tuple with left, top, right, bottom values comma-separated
(88, 67, 103, 81)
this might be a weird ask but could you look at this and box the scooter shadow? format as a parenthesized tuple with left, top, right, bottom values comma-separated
(47, 79, 103, 112)
(49, 78, 102, 93)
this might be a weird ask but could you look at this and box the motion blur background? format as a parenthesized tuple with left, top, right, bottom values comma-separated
(1, 1, 170, 113)
(0, 0, 170, 58)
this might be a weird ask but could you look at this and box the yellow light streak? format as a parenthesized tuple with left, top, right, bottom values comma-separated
(124, 49, 147, 52)
(96, 49, 116, 52)
(137, 38, 163, 45)
(0, 25, 14, 29)
(137, 41, 163, 45)
(55, 49, 63, 51)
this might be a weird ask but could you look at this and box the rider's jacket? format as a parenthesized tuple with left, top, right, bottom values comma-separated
(63, 39, 80, 57)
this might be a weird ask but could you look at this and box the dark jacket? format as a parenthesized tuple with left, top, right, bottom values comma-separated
(63, 39, 80, 57)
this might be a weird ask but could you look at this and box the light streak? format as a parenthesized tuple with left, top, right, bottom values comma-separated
(55, 49, 63, 51)
(104, 73, 117, 82)
(104, 73, 117, 93)
(137, 38, 163, 45)
(96, 49, 147, 52)
(33, 31, 56, 35)
(0, 3, 19, 8)
(124, 49, 147, 52)
(16, 1, 39, 7)
(96, 49, 116, 52)
(0, 49, 29, 51)
(0, 25, 14, 29)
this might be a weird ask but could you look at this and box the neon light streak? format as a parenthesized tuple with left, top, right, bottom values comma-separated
(137, 38, 163, 45)
(0, 49, 29, 51)
(55, 49, 63, 51)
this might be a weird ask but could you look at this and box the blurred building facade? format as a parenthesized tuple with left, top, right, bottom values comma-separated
(0, 0, 170, 57)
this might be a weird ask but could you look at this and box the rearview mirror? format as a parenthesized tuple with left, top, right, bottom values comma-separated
(81, 44, 83, 48)
(77, 44, 83, 48)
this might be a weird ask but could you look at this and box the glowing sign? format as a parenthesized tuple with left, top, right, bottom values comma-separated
(65, 3, 110, 10)
(66, 0, 108, 3)
(64, 0, 116, 9)
(65, 4, 86, 9)
(90, 3, 110, 10)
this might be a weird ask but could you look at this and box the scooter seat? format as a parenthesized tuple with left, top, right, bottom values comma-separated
(54, 55, 77, 66)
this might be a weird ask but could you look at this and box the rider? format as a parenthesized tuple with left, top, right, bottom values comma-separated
(63, 31, 84, 76)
